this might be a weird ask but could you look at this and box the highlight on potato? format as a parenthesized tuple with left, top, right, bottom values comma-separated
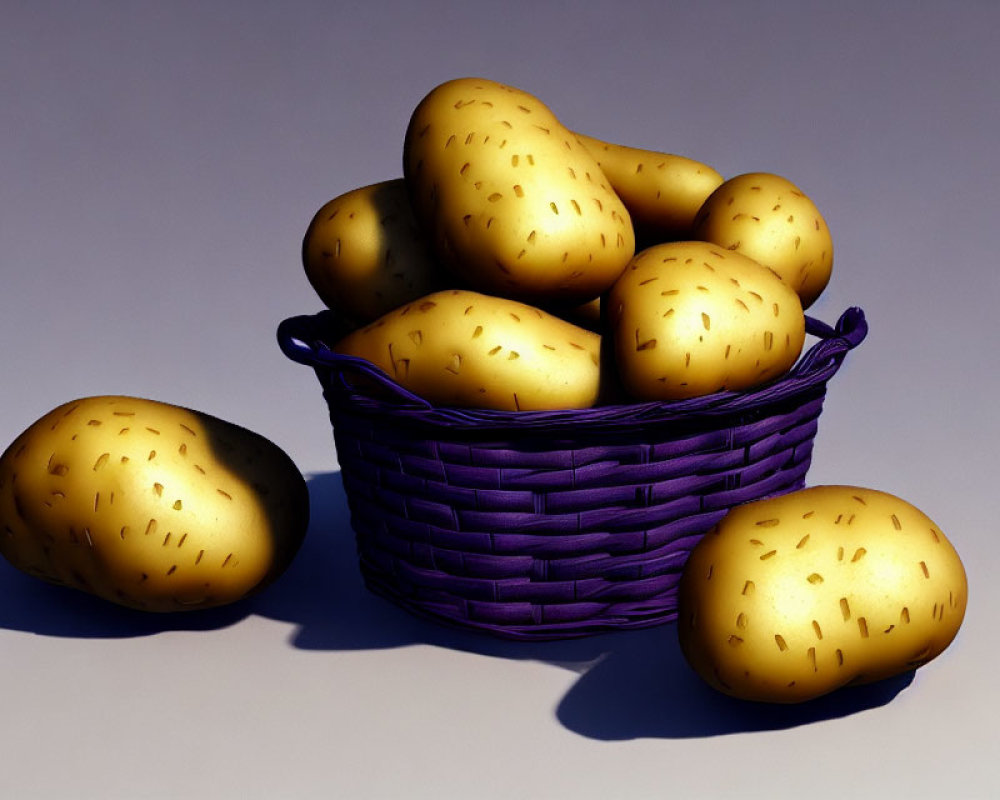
(0, 396, 310, 612)
(677, 485, 967, 704)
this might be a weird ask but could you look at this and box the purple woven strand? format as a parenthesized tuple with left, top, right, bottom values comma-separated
(331, 395, 817, 638)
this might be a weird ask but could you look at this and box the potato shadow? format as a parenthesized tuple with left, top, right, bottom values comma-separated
(0, 470, 915, 736)
(251, 471, 917, 737)
(0, 558, 254, 637)
(553, 626, 915, 739)
(246, 471, 627, 671)
(0, 469, 609, 669)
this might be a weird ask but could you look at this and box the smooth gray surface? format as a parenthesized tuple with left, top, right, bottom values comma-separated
(2, 2, 996, 798)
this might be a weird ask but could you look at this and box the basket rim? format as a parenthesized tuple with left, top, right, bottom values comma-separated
(277, 306, 866, 431)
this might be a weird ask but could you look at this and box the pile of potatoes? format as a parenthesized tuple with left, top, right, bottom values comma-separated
(0, 77, 969, 703)
(303, 76, 834, 411)
(0, 77, 966, 703)
(302, 77, 967, 704)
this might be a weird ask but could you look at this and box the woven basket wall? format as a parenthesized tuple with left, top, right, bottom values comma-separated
(278, 306, 866, 640)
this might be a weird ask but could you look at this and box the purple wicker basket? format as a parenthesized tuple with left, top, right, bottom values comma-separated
(277, 306, 866, 640)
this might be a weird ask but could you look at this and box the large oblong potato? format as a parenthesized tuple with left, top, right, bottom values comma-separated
(301, 179, 446, 326)
(607, 240, 805, 401)
(692, 172, 833, 309)
(574, 132, 724, 244)
(0, 396, 309, 612)
(403, 77, 636, 304)
(333, 289, 603, 411)
(677, 486, 968, 703)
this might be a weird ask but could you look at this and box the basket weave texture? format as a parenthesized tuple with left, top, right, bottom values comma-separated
(278, 306, 867, 640)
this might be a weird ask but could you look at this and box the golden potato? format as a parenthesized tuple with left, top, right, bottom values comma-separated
(574, 131, 723, 243)
(607, 241, 805, 400)
(301, 179, 445, 325)
(403, 77, 635, 304)
(333, 289, 602, 411)
(677, 486, 968, 703)
(0, 396, 309, 612)
(692, 172, 833, 309)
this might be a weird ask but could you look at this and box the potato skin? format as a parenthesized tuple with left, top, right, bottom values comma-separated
(608, 241, 805, 401)
(333, 289, 602, 411)
(574, 132, 723, 244)
(403, 77, 635, 304)
(677, 486, 968, 703)
(301, 179, 446, 326)
(0, 396, 309, 612)
(692, 172, 833, 309)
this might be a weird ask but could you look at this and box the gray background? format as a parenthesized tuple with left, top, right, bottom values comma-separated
(2, 1, 996, 798)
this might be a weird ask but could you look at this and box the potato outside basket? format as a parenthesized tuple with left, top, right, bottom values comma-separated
(277, 306, 867, 640)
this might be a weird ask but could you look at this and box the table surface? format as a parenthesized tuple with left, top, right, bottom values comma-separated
(3, 2, 997, 798)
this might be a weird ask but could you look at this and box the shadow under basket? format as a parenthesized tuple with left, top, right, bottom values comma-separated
(277, 306, 867, 640)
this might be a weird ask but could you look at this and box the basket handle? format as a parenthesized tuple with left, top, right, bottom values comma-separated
(277, 313, 434, 408)
(797, 306, 867, 376)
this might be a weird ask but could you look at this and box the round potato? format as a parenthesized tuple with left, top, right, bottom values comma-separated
(574, 131, 724, 244)
(302, 179, 446, 326)
(333, 289, 603, 411)
(403, 77, 635, 304)
(692, 172, 833, 309)
(0, 396, 309, 612)
(677, 485, 968, 703)
(607, 241, 805, 401)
